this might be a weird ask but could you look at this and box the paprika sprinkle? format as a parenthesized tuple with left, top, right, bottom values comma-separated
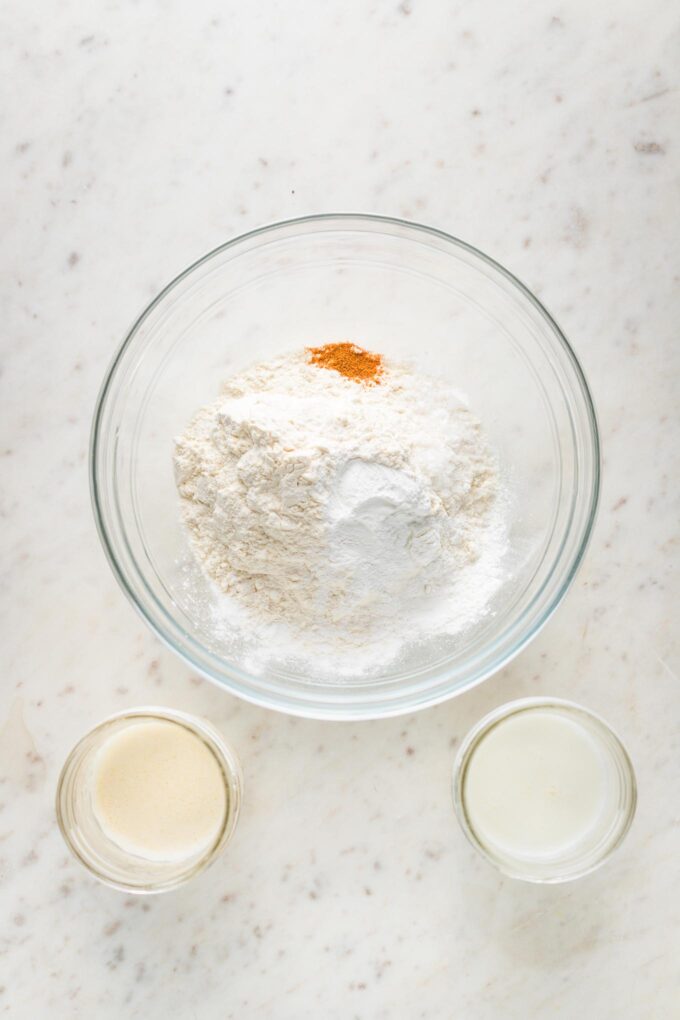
(307, 342, 383, 384)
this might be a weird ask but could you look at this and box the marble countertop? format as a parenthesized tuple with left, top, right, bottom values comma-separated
(2, 2, 678, 1016)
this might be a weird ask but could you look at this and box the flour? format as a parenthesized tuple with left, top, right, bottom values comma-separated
(174, 349, 507, 676)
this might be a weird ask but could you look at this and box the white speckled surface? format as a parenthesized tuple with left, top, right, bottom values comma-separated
(2, 2, 679, 1016)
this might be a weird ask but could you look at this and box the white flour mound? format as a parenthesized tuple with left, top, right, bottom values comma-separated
(174, 350, 507, 676)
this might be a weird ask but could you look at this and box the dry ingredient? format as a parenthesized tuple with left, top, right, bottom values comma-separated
(174, 347, 507, 675)
(307, 341, 383, 383)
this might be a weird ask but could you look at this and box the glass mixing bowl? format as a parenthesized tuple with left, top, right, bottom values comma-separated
(91, 215, 599, 720)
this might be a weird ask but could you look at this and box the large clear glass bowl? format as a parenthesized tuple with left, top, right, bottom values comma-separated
(91, 215, 599, 720)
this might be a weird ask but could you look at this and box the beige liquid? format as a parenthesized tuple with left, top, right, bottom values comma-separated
(93, 720, 227, 862)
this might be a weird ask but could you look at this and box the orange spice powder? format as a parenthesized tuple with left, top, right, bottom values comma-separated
(307, 342, 383, 384)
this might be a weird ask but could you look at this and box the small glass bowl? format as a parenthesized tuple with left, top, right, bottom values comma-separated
(452, 697, 637, 883)
(56, 707, 242, 893)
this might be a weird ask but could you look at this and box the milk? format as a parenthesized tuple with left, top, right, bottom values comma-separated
(463, 708, 611, 858)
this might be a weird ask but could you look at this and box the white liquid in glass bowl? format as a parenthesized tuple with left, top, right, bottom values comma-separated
(453, 698, 637, 882)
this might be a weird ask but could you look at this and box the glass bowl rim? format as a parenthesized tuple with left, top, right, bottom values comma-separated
(90, 213, 601, 720)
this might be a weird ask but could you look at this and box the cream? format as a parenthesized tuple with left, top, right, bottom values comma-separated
(92, 719, 227, 862)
